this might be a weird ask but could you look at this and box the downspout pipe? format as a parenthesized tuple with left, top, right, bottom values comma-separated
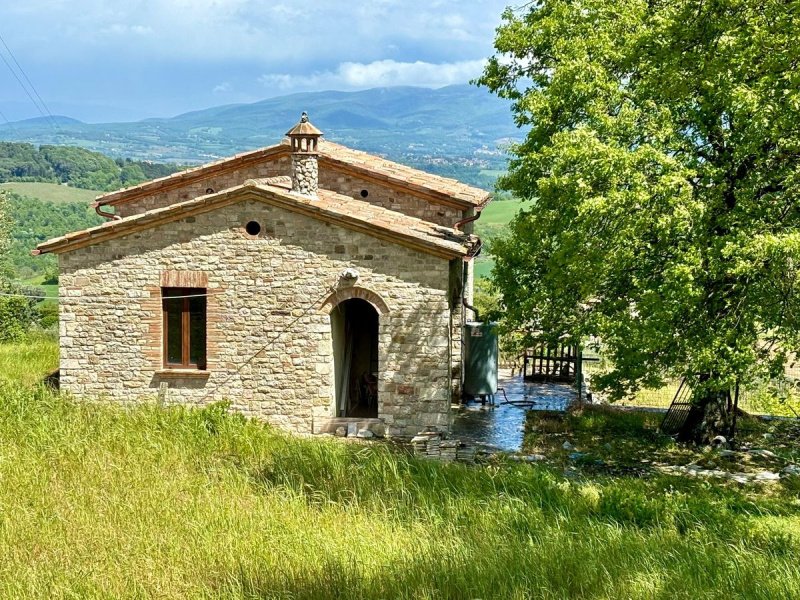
(463, 297, 480, 322)
(454, 213, 480, 231)
(93, 201, 121, 221)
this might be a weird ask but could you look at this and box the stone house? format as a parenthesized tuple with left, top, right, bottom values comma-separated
(35, 113, 489, 437)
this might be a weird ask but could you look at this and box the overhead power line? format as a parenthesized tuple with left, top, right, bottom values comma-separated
(0, 32, 56, 124)
(0, 107, 17, 132)
(0, 290, 230, 302)
(0, 30, 57, 130)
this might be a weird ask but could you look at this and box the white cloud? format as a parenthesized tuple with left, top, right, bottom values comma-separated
(7, 0, 508, 63)
(0, 0, 509, 117)
(259, 59, 486, 92)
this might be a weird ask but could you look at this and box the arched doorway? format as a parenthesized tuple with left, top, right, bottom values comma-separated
(330, 298, 379, 418)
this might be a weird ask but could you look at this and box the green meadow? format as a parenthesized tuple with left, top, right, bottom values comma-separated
(474, 197, 530, 280)
(0, 181, 101, 204)
(0, 335, 799, 598)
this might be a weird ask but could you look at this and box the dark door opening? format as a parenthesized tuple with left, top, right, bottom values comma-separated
(331, 298, 379, 418)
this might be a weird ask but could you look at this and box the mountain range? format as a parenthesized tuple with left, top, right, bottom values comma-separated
(0, 85, 519, 170)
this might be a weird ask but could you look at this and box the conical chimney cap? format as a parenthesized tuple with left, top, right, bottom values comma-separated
(286, 111, 322, 137)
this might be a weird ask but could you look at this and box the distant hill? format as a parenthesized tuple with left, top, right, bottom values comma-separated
(0, 85, 518, 188)
(0, 142, 183, 192)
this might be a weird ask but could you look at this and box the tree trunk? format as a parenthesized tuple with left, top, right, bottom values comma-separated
(676, 381, 735, 443)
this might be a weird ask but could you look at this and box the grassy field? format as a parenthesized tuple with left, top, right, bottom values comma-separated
(0, 333, 59, 386)
(1, 337, 800, 598)
(474, 198, 529, 280)
(20, 274, 59, 298)
(478, 197, 530, 227)
(0, 181, 100, 203)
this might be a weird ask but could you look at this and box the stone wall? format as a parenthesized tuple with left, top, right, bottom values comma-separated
(115, 156, 464, 227)
(115, 158, 291, 218)
(291, 154, 318, 197)
(58, 199, 456, 436)
(317, 167, 463, 226)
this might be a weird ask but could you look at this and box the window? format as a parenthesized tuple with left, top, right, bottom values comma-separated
(162, 287, 207, 369)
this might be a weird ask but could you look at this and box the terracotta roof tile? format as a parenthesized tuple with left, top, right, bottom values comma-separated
(95, 139, 490, 209)
(37, 182, 480, 259)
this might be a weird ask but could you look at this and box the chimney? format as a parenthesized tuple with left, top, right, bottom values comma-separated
(286, 111, 322, 198)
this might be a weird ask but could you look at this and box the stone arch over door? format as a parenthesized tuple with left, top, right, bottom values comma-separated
(319, 286, 390, 317)
(321, 287, 389, 419)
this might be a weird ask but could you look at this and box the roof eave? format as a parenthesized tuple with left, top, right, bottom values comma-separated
(35, 184, 473, 260)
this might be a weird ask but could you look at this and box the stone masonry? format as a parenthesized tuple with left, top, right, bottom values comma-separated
(291, 154, 318, 197)
(58, 199, 457, 436)
(111, 148, 466, 228)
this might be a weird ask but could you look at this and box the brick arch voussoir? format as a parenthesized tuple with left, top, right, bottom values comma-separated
(319, 286, 390, 316)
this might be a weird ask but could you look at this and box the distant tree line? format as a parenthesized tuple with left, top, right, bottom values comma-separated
(5, 191, 103, 279)
(0, 142, 182, 192)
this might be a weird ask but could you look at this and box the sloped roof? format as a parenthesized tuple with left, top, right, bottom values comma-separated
(37, 179, 480, 259)
(94, 139, 490, 210)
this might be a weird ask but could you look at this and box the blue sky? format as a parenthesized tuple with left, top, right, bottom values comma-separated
(0, 0, 510, 123)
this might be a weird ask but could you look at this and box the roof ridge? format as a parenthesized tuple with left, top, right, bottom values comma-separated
(37, 182, 479, 259)
(94, 138, 489, 209)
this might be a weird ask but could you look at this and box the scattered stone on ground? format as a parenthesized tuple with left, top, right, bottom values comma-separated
(509, 454, 546, 462)
(518, 403, 800, 486)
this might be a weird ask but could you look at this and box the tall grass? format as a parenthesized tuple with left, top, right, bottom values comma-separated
(0, 331, 58, 386)
(1, 337, 800, 598)
(0, 381, 798, 598)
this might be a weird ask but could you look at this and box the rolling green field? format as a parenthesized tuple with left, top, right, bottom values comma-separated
(21, 274, 59, 298)
(478, 197, 530, 226)
(0, 182, 101, 204)
(1, 336, 799, 598)
(474, 197, 529, 280)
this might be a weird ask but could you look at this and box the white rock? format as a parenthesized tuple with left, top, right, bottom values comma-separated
(754, 471, 780, 482)
(749, 449, 777, 459)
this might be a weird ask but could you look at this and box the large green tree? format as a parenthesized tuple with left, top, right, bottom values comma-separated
(0, 191, 36, 341)
(479, 0, 800, 438)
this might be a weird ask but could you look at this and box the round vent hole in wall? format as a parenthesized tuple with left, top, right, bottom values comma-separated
(245, 221, 262, 236)
(360, 189, 369, 198)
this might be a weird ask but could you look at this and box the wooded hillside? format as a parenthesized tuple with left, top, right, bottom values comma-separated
(0, 142, 181, 192)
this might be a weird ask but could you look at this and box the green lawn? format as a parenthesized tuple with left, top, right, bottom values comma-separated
(1, 336, 799, 598)
(0, 181, 101, 203)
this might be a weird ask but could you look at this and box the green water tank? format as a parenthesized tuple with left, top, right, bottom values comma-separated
(463, 321, 499, 396)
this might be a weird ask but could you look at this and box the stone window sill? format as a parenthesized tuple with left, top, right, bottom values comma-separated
(155, 369, 210, 378)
